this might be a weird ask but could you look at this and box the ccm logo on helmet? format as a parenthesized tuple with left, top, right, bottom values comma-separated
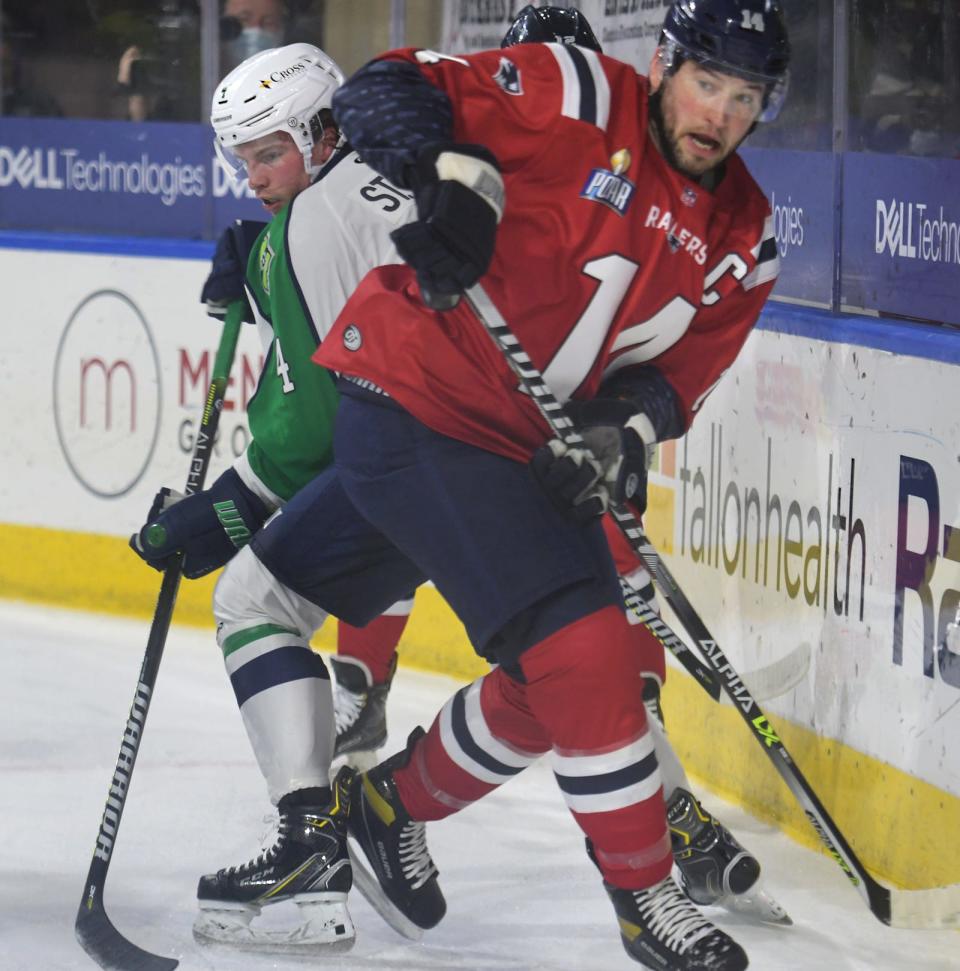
(259, 62, 308, 89)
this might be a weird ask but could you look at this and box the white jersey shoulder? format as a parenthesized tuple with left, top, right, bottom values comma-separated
(286, 151, 414, 340)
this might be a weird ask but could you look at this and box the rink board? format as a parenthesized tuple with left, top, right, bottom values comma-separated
(2, 241, 959, 892)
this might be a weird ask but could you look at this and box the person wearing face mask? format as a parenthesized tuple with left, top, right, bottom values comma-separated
(220, 0, 289, 70)
(116, 0, 297, 121)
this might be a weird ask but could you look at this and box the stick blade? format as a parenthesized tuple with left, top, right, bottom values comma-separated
(729, 641, 811, 704)
(76, 897, 178, 971)
(887, 882, 960, 930)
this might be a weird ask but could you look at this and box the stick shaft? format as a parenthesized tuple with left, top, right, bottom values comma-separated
(76, 304, 244, 968)
(462, 284, 893, 923)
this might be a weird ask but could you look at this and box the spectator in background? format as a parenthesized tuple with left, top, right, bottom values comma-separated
(117, 0, 294, 122)
(220, 0, 288, 69)
(116, 0, 202, 121)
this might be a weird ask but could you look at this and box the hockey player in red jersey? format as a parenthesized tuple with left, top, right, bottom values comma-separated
(310, 1, 789, 967)
(328, 2, 786, 928)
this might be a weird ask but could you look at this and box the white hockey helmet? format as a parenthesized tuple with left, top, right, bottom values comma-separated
(211, 42, 345, 180)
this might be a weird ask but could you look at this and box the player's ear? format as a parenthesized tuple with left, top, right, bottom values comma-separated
(312, 123, 339, 165)
(648, 47, 665, 94)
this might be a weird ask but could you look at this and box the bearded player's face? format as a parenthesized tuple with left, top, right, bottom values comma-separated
(649, 57, 763, 181)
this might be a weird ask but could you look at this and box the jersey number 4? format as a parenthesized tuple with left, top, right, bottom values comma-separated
(275, 338, 295, 394)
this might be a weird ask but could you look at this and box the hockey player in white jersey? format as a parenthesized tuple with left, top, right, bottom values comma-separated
(131, 42, 418, 952)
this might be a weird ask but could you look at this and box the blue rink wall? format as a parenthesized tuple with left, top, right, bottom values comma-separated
(0, 231, 958, 895)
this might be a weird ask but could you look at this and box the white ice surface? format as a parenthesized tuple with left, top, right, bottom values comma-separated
(2, 600, 958, 971)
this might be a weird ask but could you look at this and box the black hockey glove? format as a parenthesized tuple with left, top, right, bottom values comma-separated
(200, 219, 266, 321)
(530, 399, 651, 522)
(130, 467, 270, 579)
(391, 142, 504, 309)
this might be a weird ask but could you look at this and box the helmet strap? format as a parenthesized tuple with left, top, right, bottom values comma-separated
(304, 110, 344, 178)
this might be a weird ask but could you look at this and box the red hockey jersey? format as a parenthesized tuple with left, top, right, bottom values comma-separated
(317, 43, 778, 463)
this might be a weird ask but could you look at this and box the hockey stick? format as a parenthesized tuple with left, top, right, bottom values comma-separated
(617, 575, 719, 698)
(75, 303, 245, 970)
(462, 283, 960, 930)
(618, 576, 810, 704)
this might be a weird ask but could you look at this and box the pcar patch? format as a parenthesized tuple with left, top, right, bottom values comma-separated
(493, 57, 523, 95)
(580, 169, 634, 215)
(581, 148, 635, 216)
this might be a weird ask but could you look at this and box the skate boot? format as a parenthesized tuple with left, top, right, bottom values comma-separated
(667, 788, 760, 906)
(332, 654, 396, 771)
(347, 727, 446, 940)
(606, 875, 749, 971)
(193, 768, 356, 952)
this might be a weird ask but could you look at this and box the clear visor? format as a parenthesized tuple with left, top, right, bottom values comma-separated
(660, 36, 790, 124)
(214, 139, 247, 182)
(213, 129, 319, 183)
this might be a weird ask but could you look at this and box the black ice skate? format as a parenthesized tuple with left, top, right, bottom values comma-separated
(332, 654, 396, 771)
(606, 875, 749, 971)
(347, 727, 446, 940)
(668, 787, 790, 925)
(193, 768, 356, 953)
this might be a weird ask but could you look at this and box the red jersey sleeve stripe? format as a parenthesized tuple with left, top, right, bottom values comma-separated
(743, 214, 780, 290)
(547, 43, 611, 130)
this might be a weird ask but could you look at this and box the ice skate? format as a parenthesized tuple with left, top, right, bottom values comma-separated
(347, 727, 446, 940)
(668, 787, 791, 925)
(332, 654, 396, 772)
(193, 769, 356, 953)
(606, 874, 749, 971)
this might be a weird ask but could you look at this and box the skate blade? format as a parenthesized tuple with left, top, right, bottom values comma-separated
(194, 893, 357, 952)
(719, 885, 793, 926)
(347, 841, 424, 941)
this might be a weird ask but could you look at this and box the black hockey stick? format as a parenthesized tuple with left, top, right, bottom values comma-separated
(75, 303, 245, 970)
(462, 283, 960, 930)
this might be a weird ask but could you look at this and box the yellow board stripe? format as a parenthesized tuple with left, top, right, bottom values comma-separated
(4, 522, 958, 889)
(0, 523, 488, 681)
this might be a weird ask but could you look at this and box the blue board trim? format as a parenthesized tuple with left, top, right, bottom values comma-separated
(0, 229, 213, 260)
(1, 229, 957, 365)
(759, 300, 960, 366)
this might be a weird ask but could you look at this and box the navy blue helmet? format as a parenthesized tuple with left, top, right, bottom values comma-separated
(501, 5, 602, 53)
(661, 0, 790, 121)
